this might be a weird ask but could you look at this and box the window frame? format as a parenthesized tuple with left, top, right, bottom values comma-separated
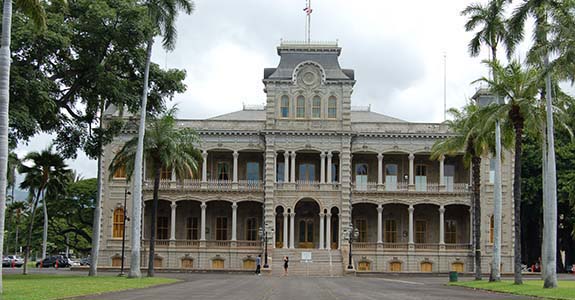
(280, 95, 290, 118)
(296, 96, 306, 118)
(113, 208, 124, 239)
(328, 96, 337, 119)
(157, 216, 169, 240)
(384, 219, 397, 243)
(445, 219, 457, 244)
(415, 220, 427, 243)
(312, 96, 321, 118)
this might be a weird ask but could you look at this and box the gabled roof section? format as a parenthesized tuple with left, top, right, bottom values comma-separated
(264, 41, 354, 81)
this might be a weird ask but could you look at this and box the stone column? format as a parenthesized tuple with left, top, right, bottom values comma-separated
(200, 202, 207, 241)
(170, 202, 177, 240)
(283, 212, 288, 249)
(326, 213, 332, 249)
(201, 150, 208, 182)
(439, 205, 445, 245)
(319, 212, 325, 249)
(377, 153, 383, 185)
(439, 155, 445, 190)
(231, 202, 238, 241)
(377, 205, 383, 244)
(320, 152, 326, 183)
(289, 212, 296, 248)
(327, 152, 333, 183)
(408, 205, 414, 245)
(408, 153, 415, 189)
(290, 152, 296, 183)
(283, 151, 290, 183)
(232, 150, 239, 183)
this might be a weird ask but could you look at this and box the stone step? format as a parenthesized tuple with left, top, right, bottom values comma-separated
(270, 249, 344, 277)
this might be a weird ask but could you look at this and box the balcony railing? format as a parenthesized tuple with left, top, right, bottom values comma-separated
(351, 243, 471, 251)
(143, 179, 264, 192)
(296, 180, 321, 191)
(352, 181, 470, 193)
(445, 243, 472, 250)
(142, 239, 261, 249)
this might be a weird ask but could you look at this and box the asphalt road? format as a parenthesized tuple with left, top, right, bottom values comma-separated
(77, 273, 535, 300)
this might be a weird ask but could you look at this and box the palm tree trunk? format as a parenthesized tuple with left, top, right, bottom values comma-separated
(128, 36, 154, 279)
(23, 189, 42, 275)
(472, 155, 482, 280)
(0, 0, 13, 292)
(89, 152, 103, 276)
(147, 165, 161, 277)
(542, 54, 558, 288)
(541, 117, 548, 280)
(510, 105, 524, 285)
(42, 193, 48, 259)
(89, 103, 106, 276)
(490, 117, 503, 282)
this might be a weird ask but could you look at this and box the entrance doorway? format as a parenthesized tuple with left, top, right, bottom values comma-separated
(295, 198, 320, 249)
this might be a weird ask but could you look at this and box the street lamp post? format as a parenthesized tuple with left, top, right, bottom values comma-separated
(119, 189, 131, 276)
(259, 226, 274, 268)
(345, 225, 359, 270)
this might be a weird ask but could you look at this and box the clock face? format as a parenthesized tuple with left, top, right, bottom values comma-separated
(297, 64, 321, 89)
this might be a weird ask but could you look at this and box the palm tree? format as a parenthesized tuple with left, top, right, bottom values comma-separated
(129, 0, 194, 278)
(19, 147, 71, 275)
(110, 107, 202, 277)
(461, 0, 510, 281)
(475, 60, 543, 285)
(0, 0, 46, 292)
(7, 201, 27, 255)
(507, 0, 575, 288)
(432, 104, 492, 281)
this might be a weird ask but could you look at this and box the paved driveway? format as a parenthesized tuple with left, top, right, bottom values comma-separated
(79, 273, 534, 300)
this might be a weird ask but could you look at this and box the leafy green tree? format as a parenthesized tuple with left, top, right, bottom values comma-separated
(461, 0, 510, 281)
(110, 107, 202, 277)
(475, 60, 543, 285)
(6, 201, 28, 255)
(507, 0, 575, 288)
(0, 0, 46, 293)
(19, 147, 71, 274)
(129, 0, 194, 279)
(432, 104, 492, 280)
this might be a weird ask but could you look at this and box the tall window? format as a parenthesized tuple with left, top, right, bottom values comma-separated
(355, 163, 368, 190)
(445, 220, 457, 243)
(312, 96, 321, 118)
(277, 162, 285, 182)
(331, 162, 339, 182)
(415, 220, 427, 243)
(489, 215, 494, 244)
(298, 163, 315, 181)
(246, 162, 260, 181)
(385, 164, 398, 191)
(354, 219, 367, 242)
(489, 158, 495, 183)
(160, 167, 172, 180)
(246, 217, 258, 240)
(157, 216, 169, 240)
(296, 96, 305, 118)
(444, 164, 455, 192)
(217, 162, 229, 180)
(281, 95, 289, 118)
(384, 219, 397, 243)
(113, 164, 126, 179)
(113, 208, 124, 238)
(415, 165, 427, 191)
(328, 96, 337, 118)
(186, 217, 199, 240)
(216, 216, 228, 240)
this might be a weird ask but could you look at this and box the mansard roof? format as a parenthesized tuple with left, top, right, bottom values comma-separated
(207, 107, 407, 123)
(264, 41, 354, 81)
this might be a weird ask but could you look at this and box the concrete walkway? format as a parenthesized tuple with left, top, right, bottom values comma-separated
(78, 273, 534, 300)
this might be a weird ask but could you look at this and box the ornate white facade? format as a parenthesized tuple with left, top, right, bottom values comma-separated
(98, 41, 515, 275)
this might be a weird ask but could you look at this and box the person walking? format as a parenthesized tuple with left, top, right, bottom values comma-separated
(283, 256, 289, 276)
(255, 254, 261, 275)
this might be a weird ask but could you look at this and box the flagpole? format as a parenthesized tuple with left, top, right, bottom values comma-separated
(308, 0, 311, 43)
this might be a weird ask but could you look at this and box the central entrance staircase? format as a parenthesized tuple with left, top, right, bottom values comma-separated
(271, 248, 344, 277)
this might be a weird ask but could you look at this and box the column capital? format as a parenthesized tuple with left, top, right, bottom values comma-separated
(290, 212, 296, 217)
(439, 205, 445, 213)
(377, 205, 383, 213)
(326, 213, 332, 217)
(201, 202, 207, 209)
(290, 151, 297, 158)
(408, 153, 415, 160)
(233, 150, 239, 158)
(327, 151, 333, 158)
(377, 153, 384, 160)
(170, 202, 177, 209)
(283, 151, 290, 158)
(408, 205, 414, 212)
(319, 212, 325, 217)
(201, 150, 208, 158)
(439, 154, 445, 162)
(320, 152, 327, 158)
(232, 202, 238, 209)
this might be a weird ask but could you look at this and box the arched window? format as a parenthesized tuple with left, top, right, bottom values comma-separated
(312, 96, 321, 118)
(328, 96, 337, 118)
(113, 208, 124, 238)
(489, 215, 494, 243)
(113, 164, 126, 179)
(296, 96, 305, 118)
(280, 95, 289, 118)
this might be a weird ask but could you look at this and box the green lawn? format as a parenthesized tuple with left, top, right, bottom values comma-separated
(451, 280, 575, 300)
(2, 274, 179, 300)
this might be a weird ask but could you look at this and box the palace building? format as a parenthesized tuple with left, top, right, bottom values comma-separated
(98, 41, 515, 275)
